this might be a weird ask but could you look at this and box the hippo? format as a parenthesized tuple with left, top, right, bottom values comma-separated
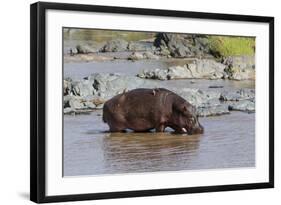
(102, 88, 204, 134)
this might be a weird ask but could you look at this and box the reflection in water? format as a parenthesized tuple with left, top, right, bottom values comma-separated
(63, 111, 255, 176)
(100, 132, 201, 173)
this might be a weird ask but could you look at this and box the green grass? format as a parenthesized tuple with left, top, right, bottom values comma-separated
(64, 29, 155, 42)
(208, 36, 255, 57)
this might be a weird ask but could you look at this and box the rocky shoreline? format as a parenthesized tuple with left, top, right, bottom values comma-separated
(65, 33, 255, 81)
(64, 33, 255, 117)
(137, 56, 255, 81)
(63, 72, 255, 117)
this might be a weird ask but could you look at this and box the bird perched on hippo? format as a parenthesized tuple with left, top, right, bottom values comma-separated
(102, 88, 204, 135)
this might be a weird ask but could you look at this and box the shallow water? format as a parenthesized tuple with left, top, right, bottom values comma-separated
(64, 59, 255, 92)
(63, 57, 255, 176)
(64, 59, 167, 80)
(64, 111, 255, 176)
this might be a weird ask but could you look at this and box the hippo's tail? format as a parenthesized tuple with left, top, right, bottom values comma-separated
(102, 103, 108, 123)
(102, 113, 107, 123)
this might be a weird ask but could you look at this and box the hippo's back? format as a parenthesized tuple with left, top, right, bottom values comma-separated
(102, 88, 172, 123)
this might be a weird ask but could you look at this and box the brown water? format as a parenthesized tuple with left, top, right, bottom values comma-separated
(63, 31, 255, 176)
(64, 111, 255, 176)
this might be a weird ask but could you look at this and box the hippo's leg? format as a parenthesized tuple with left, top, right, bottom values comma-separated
(110, 128, 127, 132)
(109, 126, 126, 132)
(106, 113, 128, 132)
(134, 128, 153, 132)
(108, 122, 127, 132)
(155, 124, 165, 132)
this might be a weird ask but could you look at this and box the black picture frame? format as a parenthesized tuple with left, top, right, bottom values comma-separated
(30, 1, 274, 203)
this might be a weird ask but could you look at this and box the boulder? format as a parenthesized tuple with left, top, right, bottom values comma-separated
(190, 59, 227, 79)
(128, 52, 146, 60)
(220, 89, 255, 101)
(101, 39, 128, 52)
(223, 56, 255, 80)
(197, 104, 230, 117)
(174, 88, 221, 108)
(137, 68, 169, 80)
(137, 59, 227, 80)
(143, 51, 159, 59)
(64, 107, 75, 114)
(228, 100, 255, 112)
(127, 42, 153, 51)
(68, 97, 86, 110)
(84, 73, 156, 99)
(63, 73, 255, 116)
(128, 51, 159, 61)
(76, 43, 102, 54)
(64, 79, 72, 95)
(71, 80, 95, 97)
(69, 47, 78, 55)
(154, 33, 210, 57)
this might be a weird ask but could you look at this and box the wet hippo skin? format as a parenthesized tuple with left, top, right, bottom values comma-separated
(103, 88, 204, 134)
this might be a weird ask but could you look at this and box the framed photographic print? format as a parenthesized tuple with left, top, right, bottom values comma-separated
(30, 1, 274, 203)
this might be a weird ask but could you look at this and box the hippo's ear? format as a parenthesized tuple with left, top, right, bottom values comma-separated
(176, 104, 187, 112)
(180, 104, 192, 115)
(173, 102, 191, 115)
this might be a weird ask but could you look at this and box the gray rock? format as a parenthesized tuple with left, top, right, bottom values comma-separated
(96, 104, 104, 109)
(223, 56, 255, 80)
(63, 72, 255, 116)
(84, 101, 96, 109)
(128, 51, 159, 61)
(128, 52, 146, 60)
(193, 59, 227, 79)
(154, 33, 209, 57)
(137, 68, 168, 80)
(175, 88, 220, 108)
(228, 100, 255, 112)
(64, 107, 75, 114)
(76, 43, 102, 54)
(143, 51, 159, 60)
(64, 79, 72, 95)
(72, 80, 95, 97)
(220, 89, 255, 101)
(63, 95, 73, 108)
(137, 59, 227, 80)
(197, 104, 230, 117)
(127, 42, 153, 51)
(159, 45, 171, 56)
(81, 73, 156, 100)
(101, 39, 128, 52)
(167, 65, 191, 79)
(69, 97, 85, 110)
(69, 47, 78, 55)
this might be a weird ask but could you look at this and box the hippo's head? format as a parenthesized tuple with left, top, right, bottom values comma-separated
(171, 101, 204, 135)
